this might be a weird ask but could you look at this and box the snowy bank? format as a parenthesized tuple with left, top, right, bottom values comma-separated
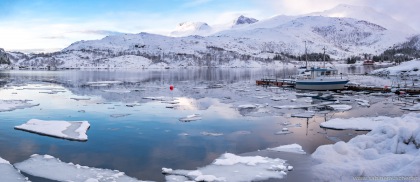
(312, 112, 420, 181)
(371, 59, 420, 76)
(15, 119, 90, 141)
(14, 154, 143, 182)
(0, 157, 29, 182)
(163, 153, 292, 182)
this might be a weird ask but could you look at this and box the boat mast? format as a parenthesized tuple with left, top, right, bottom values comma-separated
(304, 41, 308, 68)
(322, 46, 326, 68)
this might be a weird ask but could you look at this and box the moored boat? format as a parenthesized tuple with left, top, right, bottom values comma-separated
(295, 67, 349, 90)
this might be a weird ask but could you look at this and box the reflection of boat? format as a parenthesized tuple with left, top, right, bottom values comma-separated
(295, 67, 349, 90)
(363, 60, 374, 65)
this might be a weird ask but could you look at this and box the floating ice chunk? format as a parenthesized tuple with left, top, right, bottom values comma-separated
(163, 153, 291, 182)
(86, 81, 123, 85)
(14, 154, 143, 182)
(179, 114, 202, 122)
(296, 93, 318, 97)
(0, 100, 39, 112)
(103, 89, 131, 93)
(178, 133, 189, 136)
(401, 103, 420, 111)
(312, 112, 420, 181)
(355, 99, 370, 107)
(142, 96, 165, 101)
(268, 143, 306, 154)
(275, 131, 293, 135)
(201, 132, 223, 136)
(327, 104, 352, 111)
(126, 103, 140, 107)
(110, 114, 131, 118)
(325, 136, 342, 143)
(284, 123, 302, 128)
(319, 114, 415, 130)
(237, 104, 257, 109)
(270, 97, 288, 101)
(161, 101, 180, 104)
(70, 97, 91, 101)
(272, 105, 309, 109)
(0, 157, 29, 182)
(291, 111, 315, 118)
(15, 119, 90, 141)
(232, 131, 252, 135)
(165, 175, 192, 182)
(253, 95, 270, 99)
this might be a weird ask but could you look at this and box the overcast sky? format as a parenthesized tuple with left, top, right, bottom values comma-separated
(0, 0, 418, 53)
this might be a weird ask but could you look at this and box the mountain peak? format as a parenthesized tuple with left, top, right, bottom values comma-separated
(232, 15, 258, 26)
(170, 22, 212, 37)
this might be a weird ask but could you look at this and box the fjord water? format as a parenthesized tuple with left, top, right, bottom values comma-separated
(0, 66, 402, 181)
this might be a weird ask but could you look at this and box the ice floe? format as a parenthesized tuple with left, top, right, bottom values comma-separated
(237, 104, 257, 109)
(70, 97, 91, 101)
(312, 112, 420, 181)
(142, 96, 166, 101)
(275, 131, 293, 135)
(162, 153, 292, 182)
(401, 103, 420, 111)
(103, 89, 132, 93)
(0, 100, 39, 112)
(355, 99, 370, 106)
(201, 132, 223, 136)
(327, 104, 352, 111)
(291, 111, 315, 118)
(0, 157, 29, 182)
(14, 154, 143, 182)
(268, 144, 306, 154)
(320, 113, 419, 131)
(86, 81, 123, 85)
(15, 119, 90, 141)
(179, 114, 202, 122)
(110, 114, 131, 118)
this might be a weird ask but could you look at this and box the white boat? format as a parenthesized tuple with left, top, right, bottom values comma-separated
(294, 46, 349, 90)
(295, 67, 349, 90)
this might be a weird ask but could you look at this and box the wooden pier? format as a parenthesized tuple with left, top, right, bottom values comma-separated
(256, 79, 420, 95)
(256, 78, 295, 87)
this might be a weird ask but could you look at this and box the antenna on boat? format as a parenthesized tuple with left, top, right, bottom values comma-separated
(322, 46, 326, 68)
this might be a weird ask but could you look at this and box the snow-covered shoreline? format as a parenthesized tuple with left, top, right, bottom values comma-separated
(312, 112, 420, 181)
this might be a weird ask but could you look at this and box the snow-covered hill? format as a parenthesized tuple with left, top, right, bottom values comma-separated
(6, 4, 418, 69)
(309, 4, 417, 35)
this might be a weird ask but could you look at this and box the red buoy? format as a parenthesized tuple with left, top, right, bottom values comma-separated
(170, 85, 174, 91)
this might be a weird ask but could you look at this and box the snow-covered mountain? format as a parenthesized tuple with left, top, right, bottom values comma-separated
(7, 4, 418, 69)
(0, 49, 9, 65)
(170, 22, 212, 37)
(309, 4, 417, 35)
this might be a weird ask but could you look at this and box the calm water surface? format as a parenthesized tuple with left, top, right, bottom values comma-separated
(0, 66, 409, 181)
